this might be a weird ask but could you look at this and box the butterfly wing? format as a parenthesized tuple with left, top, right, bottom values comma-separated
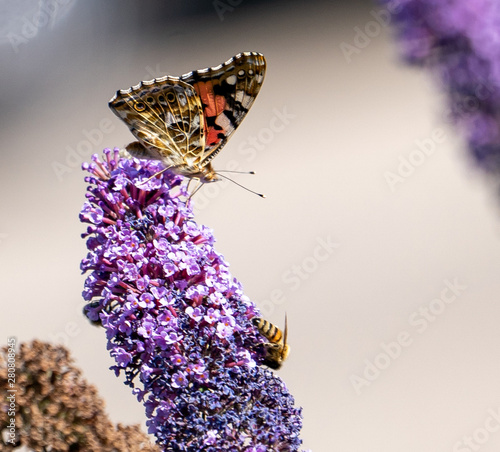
(181, 51, 266, 166)
(109, 78, 205, 168)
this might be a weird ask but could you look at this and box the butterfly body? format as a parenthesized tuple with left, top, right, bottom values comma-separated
(109, 52, 266, 183)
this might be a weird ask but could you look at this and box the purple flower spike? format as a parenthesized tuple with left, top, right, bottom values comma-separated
(80, 149, 306, 451)
(380, 0, 500, 171)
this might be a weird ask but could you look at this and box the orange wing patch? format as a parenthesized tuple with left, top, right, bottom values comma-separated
(192, 81, 227, 147)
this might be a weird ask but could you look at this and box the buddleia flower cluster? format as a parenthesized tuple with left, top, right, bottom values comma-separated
(380, 0, 500, 171)
(80, 149, 305, 451)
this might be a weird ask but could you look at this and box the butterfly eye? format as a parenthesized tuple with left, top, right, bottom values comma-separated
(158, 95, 166, 103)
(146, 96, 155, 104)
(248, 69, 254, 75)
(134, 102, 146, 112)
(166, 92, 176, 103)
(237, 69, 246, 79)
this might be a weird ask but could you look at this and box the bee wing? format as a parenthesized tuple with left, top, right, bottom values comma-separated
(283, 313, 288, 346)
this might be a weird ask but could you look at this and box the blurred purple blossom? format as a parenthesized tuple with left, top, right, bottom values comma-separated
(80, 149, 305, 451)
(380, 0, 500, 170)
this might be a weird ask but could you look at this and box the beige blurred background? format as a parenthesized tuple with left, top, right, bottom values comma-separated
(3, 0, 500, 450)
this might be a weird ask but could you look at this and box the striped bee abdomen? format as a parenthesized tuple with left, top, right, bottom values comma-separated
(252, 317, 283, 343)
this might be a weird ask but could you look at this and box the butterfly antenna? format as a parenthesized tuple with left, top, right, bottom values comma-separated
(216, 173, 266, 198)
(216, 170, 256, 175)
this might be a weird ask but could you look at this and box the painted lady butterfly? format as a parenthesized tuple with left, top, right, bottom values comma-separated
(109, 51, 266, 184)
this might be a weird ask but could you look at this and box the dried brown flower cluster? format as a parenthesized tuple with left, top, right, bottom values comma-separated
(0, 340, 160, 452)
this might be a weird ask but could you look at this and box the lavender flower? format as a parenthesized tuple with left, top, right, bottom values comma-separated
(380, 0, 500, 170)
(80, 149, 305, 451)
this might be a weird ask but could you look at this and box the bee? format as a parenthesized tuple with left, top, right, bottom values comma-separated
(252, 315, 289, 369)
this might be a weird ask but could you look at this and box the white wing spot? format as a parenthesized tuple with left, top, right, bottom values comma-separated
(215, 113, 231, 131)
(226, 75, 237, 85)
(235, 90, 244, 104)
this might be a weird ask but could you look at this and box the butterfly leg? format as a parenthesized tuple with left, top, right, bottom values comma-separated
(138, 165, 174, 185)
(188, 179, 204, 201)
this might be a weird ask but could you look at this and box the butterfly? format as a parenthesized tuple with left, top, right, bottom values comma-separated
(109, 51, 266, 184)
